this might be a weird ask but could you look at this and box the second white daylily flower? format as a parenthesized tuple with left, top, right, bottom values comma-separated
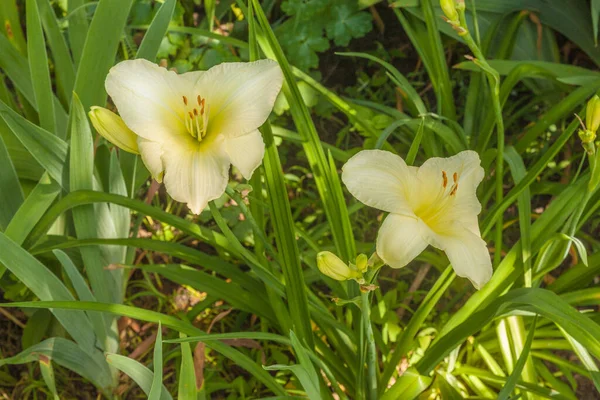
(342, 150, 492, 289)
(100, 59, 283, 213)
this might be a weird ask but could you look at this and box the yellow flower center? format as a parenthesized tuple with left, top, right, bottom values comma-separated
(182, 95, 209, 141)
(413, 170, 460, 230)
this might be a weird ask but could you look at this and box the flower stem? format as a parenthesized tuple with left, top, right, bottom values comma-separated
(458, 9, 505, 266)
(361, 290, 377, 400)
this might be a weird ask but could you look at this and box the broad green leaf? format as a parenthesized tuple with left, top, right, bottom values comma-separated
(106, 354, 172, 400)
(73, 0, 134, 110)
(380, 368, 432, 400)
(70, 93, 120, 307)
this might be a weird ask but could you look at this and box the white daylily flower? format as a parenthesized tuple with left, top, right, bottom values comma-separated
(102, 59, 284, 213)
(342, 150, 492, 289)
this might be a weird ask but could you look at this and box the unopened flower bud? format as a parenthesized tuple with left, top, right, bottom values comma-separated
(317, 251, 361, 281)
(586, 95, 600, 134)
(440, 0, 459, 22)
(355, 254, 368, 273)
(89, 106, 139, 154)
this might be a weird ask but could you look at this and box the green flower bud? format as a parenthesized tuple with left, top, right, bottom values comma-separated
(355, 254, 368, 273)
(89, 106, 139, 154)
(440, 0, 459, 22)
(586, 95, 600, 134)
(317, 252, 361, 281)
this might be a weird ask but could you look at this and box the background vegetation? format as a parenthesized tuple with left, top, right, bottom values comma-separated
(1, 0, 600, 398)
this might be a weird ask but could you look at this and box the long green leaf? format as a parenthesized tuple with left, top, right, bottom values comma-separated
(0, 338, 113, 394)
(0, 134, 23, 230)
(26, 0, 55, 134)
(0, 232, 96, 352)
(178, 334, 197, 400)
(136, 0, 176, 61)
(0, 100, 67, 185)
(73, 0, 134, 110)
(106, 354, 172, 400)
(148, 322, 164, 400)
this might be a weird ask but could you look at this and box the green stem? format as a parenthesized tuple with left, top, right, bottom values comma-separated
(458, 10, 505, 266)
(361, 290, 377, 400)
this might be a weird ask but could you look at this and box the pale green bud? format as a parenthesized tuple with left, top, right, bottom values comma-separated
(317, 252, 361, 281)
(586, 95, 600, 134)
(355, 254, 368, 273)
(440, 0, 459, 22)
(89, 106, 139, 154)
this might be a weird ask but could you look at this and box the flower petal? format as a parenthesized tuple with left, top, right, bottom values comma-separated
(137, 138, 164, 182)
(160, 135, 230, 214)
(224, 130, 265, 179)
(376, 213, 430, 269)
(199, 60, 284, 138)
(341, 150, 415, 214)
(430, 227, 492, 289)
(105, 59, 187, 142)
(180, 70, 205, 85)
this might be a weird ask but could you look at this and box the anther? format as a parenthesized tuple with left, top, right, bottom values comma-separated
(442, 171, 448, 188)
(182, 96, 188, 105)
(188, 111, 193, 119)
(450, 185, 458, 196)
(197, 95, 202, 106)
(453, 172, 458, 183)
(193, 108, 198, 116)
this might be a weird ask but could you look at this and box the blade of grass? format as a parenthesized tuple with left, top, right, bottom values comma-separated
(148, 322, 164, 400)
(106, 354, 172, 400)
(0, 134, 23, 231)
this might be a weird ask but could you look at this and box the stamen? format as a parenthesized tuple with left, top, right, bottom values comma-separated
(197, 95, 202, 106)
(453, 172, 458, 183)
(182, 96, 188, 105)
(193, 108, 198, 116)
(188, 111, 194, 120)
(450, 185, 458, 196)
(442, 171, 448, 188)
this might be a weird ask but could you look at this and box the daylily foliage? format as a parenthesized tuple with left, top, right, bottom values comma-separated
(94, 59, 284, 213)
(342, 150, 492, 289)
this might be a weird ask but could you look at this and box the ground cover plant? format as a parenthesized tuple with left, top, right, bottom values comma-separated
(1, 0, 600, 398)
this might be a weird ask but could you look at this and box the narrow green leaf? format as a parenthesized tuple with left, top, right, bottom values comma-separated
(136, 0, 176, 61)
(149, 322, 164, 400)
(0, 232, 96, 351)
(0, 337, 113, 394)
(4, 300, 287, 396)
(178, 334, 197, 400)
(39, 358, 60, 400)
(106, 354, 172, 400)
(497, 317, 538, 400)
(4, 176, 59, 245)
(0, 134, 23, 230)
(37, 0, 76, 106)
(26, 0, 56, 134)
(0, 100, 67, 185)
